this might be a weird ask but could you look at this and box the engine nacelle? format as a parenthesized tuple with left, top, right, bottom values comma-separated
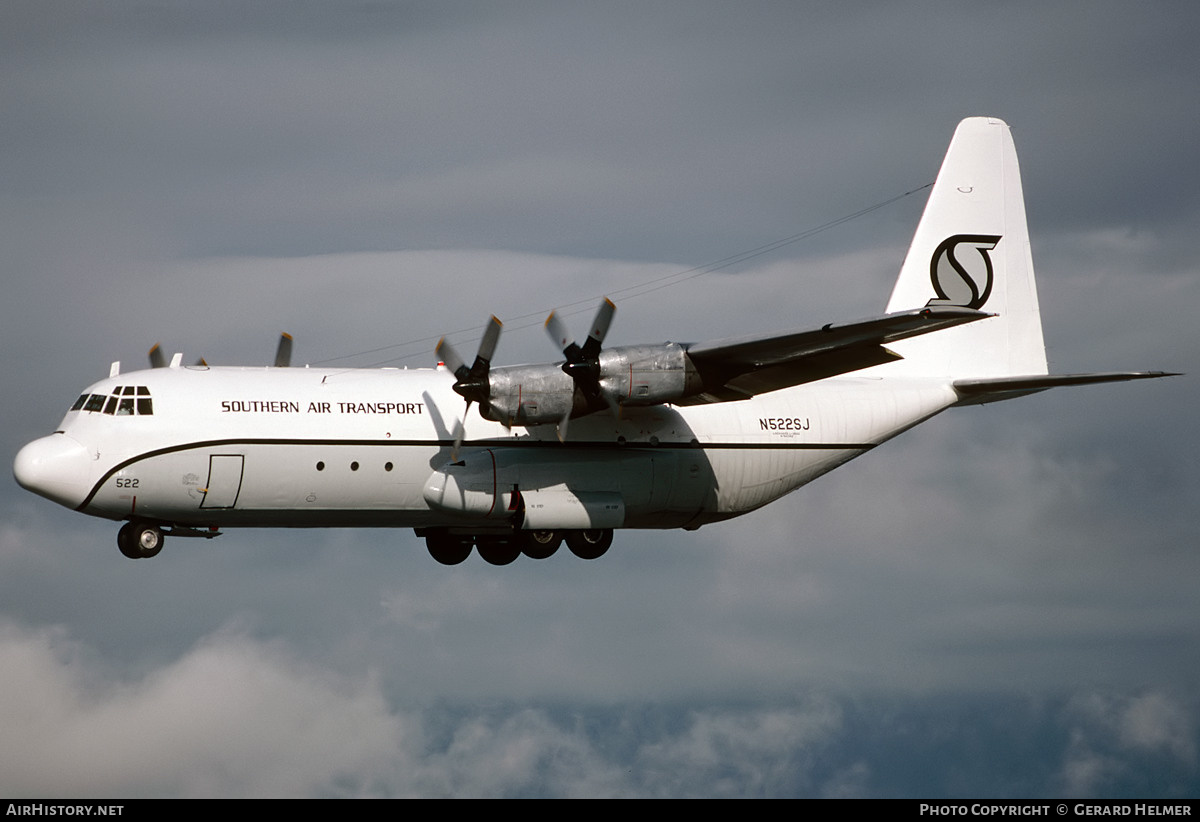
(422, 450, 518, 521)
(482, 343, 703, 426)
(595, 343, 704, 406)
(483, 363, 579, 426)
(422, 449, 631, 529)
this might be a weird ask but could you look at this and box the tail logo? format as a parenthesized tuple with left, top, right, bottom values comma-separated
(927, 234, 1001, 309)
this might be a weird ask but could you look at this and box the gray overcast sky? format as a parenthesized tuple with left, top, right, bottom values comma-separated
(2, 1, 1197, 798)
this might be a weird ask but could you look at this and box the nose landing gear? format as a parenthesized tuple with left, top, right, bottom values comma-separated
(115, 522, 221, 559)
(117, 521, 163, 559)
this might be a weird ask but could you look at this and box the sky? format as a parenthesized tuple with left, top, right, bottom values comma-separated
(2, 1, 1197, 798)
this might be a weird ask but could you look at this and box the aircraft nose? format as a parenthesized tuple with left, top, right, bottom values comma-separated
(13, 434, 92, 509)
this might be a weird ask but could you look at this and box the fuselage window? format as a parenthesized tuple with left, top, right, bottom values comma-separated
(137, 397, 153, 415)
(83, 394, 106, 412)
(70, 395, 88, 412)
(102, 395, 119, 415)
(117, 397, 135, 416)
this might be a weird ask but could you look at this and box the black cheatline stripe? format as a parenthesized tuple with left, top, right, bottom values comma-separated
(78, 436, 875, 511)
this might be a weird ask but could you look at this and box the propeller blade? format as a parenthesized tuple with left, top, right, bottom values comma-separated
(599, 384, 622, 419)
(450, 400, 472, 461)
(436, 336, 468, 380)
(475, 316, 502, 368)
(581, 298, 615, 360)
(274, 333, 293, 368)
(544, 298, 616, 363)
(148, 344, 166, 369)
(545, 311, 577, 359)
(555, 406, 570, 443)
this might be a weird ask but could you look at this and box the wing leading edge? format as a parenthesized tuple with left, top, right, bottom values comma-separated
(679, 305, 991, 404)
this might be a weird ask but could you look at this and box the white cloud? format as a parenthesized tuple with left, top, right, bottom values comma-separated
(1057, 691, 1197, 796)
(633, 699, 844, 797)
(0, 620, 848, 797)
(0, 622, 404, 797)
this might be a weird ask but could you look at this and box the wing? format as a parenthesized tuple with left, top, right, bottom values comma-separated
(680, 305, 991, 404)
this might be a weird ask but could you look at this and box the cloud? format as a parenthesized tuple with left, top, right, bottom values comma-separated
(1058, 691, 1197, 797)
(0, 620, 850, 797)
(0, 621, 404, 797)
(4, 615, 1195, 797)
(632, 699, 845, 797)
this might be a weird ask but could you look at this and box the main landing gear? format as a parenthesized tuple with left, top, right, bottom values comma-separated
(422, 528, 613, 566)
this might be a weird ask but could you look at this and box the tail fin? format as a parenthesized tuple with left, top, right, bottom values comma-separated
(884, 117, 1048, 379)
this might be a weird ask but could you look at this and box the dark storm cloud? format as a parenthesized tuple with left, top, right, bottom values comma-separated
(6, 2, 1199, 265)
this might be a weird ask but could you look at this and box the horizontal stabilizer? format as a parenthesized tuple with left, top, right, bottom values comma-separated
(953, 371, 1180, 406)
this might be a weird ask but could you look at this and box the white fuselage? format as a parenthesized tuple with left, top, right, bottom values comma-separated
(16, 362, 957, 533)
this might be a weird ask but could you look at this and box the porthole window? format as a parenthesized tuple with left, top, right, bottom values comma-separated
(350, 461, 359, 471)
(316, 461, 325, 471)
(384, 462, 393, 472)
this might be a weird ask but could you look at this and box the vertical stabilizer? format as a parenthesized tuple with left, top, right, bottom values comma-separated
(884, 117, 1047, 379)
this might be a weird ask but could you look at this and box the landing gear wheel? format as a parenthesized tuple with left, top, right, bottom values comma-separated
(426, 531, 473, 566)
(118, 521, 164, 559)
(565, 529, 613, 560)
(520, 530, 561, 560)
(475, 535, 521, 566)
(117, 523, 137, 559)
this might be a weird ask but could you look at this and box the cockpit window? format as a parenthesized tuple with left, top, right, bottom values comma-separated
(74, 386, 154, 416)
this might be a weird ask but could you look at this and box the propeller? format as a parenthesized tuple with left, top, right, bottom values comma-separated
(544, 298, 620, 440)
(147, 332, 292, 368)
(436, 316, 502, 458)
(274, 332, 293, 367)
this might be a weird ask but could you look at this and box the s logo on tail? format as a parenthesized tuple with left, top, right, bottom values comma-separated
(927, 234, 1001, 309)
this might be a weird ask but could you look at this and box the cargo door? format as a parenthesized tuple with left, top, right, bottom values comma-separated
(200, 454, 244, 509)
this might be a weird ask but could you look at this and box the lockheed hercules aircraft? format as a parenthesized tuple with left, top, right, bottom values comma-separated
(14, 117, 1174, 565)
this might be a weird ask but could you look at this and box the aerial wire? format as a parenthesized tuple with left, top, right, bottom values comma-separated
(311, 182, 932, 368)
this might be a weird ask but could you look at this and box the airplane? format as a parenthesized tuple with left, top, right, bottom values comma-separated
(13, 117, 1177, 566)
